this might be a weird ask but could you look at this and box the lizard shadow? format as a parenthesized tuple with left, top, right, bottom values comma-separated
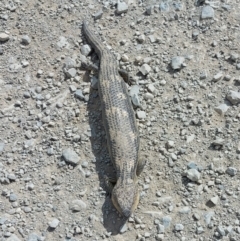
(86, 75, 129, 234)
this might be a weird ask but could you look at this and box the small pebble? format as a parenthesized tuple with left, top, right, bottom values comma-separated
(137, 111, 146, 119)
(171, 56, 185, 70)
(21, 35, 31, 45)
(214, 104, 229, 115)
(69, 199, 87, 211)
(116, 2, 128, 14)
(139, 64, 151, 75)
(175, 223, 184, 231)
(75, 89, 85, 100)
(9, 193, 17, 202)
(209, 196, 219, 206)
(226, 167, 237, 176)
(48, 218, 60, 229)
(120, 223, 128, 233)
(0, 33, 9, 42)
(65, 68, 76, 78)
(93, 9, 103, 20)
(212, 72, 223, 82)
(226, 91, 240, 105)
(129, 85, 141, 107)
(62, 148, 80, 165)
(201, 6, 214, 19)
(81, 44, 92, 56)
(185, 169, 201, 182)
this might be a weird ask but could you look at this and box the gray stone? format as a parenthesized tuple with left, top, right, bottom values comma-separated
(24, 207, 31, 213)
(23, 91, 31, 98)
(179, 206, 191, 214)
(21, 35, 31, 45)
(146, 5, 153, 15)
(226, 91, 240, 105)
(120, 223, 128, 233)
(149, 35, 156, 43)
(201, 6, 214, 19)
(139, 64, 151, 75)
(157, 224, 165, 234)
(56, 36, 69, 48)
(48, 218, 60, 229)
(236, 63, 240, 70)
(136, 111, 146, 119)
(62, 148, 80, 165)
(159, 2, 170, 12)
(196, 226, 204, 234)
(212, 72, 223, 82)
(171, 56, 185, 70)
(222, 4, 231, 11)
(64, 57, 76, 69)
(129, 85, 141, 107)
(0, 33, 9, 42)
(69, 85, 77, 92)
(230, 52, 239, 62)
(138, 35, 145, 43)
(27, 182, 34, 190)
(69, 199, 87, 211)
(7, 173, 16, 181)
(22, 61, 29, 68)
(192, 30, 199, 38)
(93, 9, 103, 20)
(161, 216, 172, 229)
(121, 54, 129, 62)
(144, 93, 154, 100)
(209, 196, 219, 206)
(187, 162, 198, 170)
(156, 234, 164, 241)
(226, 167, 237, 176)
(116, 2, 128, 14)
(226, 225, 233, 234)
(81, 44, 92, 56)
(147, 84, 155, 93)
(172, 2, 183, 11)
(0, 142, 5, 152)
(186, 169, 201, 182)
(6, 234, 22, 241)
(66, 68, 76, 78)
(214, 104, 229, 115)
(217, 226, 226, 236)
(204, 211, 214, 225)
(175, 223, 184, 231)
(212, 138, 225, 147)
(166, 140, 175, 148)
(27, 233, 40, 241)
(9, 193, 17, 202)
(75, 89, 85, 100)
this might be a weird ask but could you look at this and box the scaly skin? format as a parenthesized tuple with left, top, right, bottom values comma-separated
(82, 21, 142, 217)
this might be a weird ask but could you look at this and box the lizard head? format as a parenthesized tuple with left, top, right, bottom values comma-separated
(111, 180, 139, 218)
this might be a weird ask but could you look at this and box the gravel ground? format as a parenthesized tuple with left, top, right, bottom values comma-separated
(1, 0, 240, 240)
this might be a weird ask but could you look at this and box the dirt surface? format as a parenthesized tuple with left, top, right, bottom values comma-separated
(1, 0, 240, 240)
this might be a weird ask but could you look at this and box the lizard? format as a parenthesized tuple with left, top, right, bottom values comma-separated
(82, 20, 145, 218)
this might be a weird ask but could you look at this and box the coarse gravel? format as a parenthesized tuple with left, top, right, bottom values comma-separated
(0, 0, 240, 240)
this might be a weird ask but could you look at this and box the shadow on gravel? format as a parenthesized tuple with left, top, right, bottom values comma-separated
(86, 76, 128, 234)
